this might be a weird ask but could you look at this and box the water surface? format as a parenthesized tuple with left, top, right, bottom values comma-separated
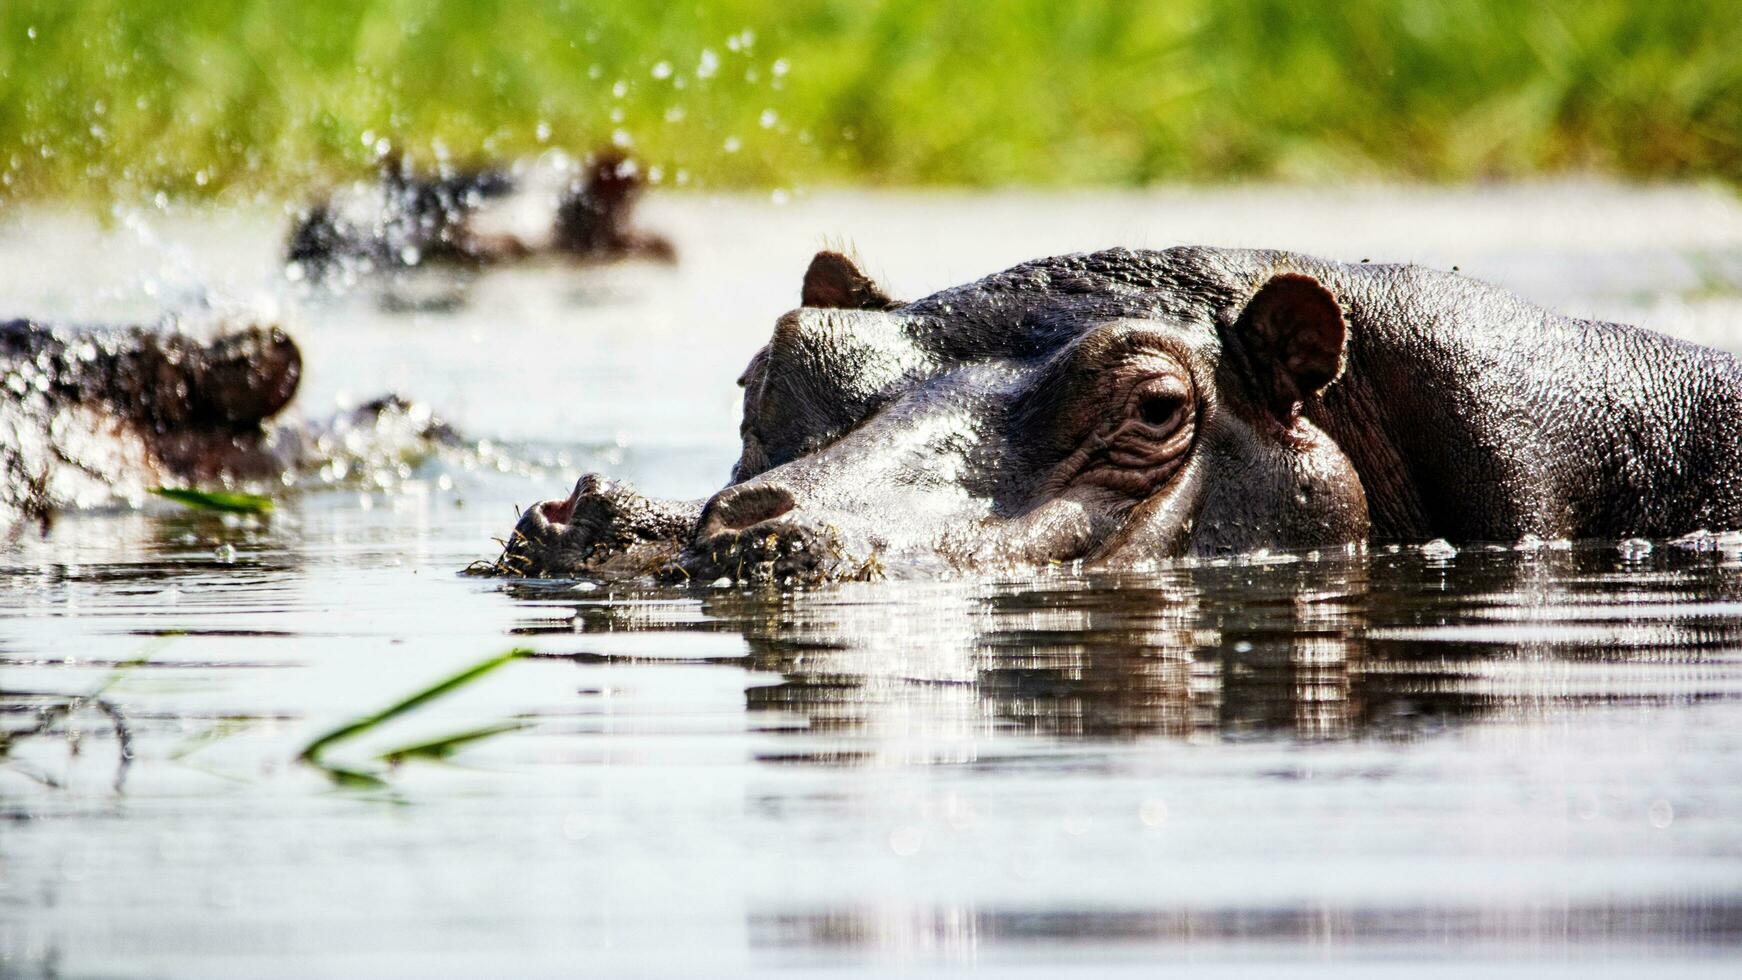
(3, 185, 1742, 977)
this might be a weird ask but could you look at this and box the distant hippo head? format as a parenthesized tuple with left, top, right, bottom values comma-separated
(494, 247, 1369, 583)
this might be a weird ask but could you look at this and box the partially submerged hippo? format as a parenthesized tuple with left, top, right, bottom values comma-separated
(287, 149, 674, 281)
(490, 246, 1742, 583)
(2, 316, 448, 533)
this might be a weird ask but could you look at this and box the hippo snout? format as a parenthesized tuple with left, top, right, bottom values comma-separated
(490, 474, 698, 579)
(487, 474, 884, 585)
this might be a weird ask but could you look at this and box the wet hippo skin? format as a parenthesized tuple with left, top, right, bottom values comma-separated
(1, 317, 303, 530)
(1, 317, 456, 533)
(286, 149, 675, 279)
(494, 246, 1742, 583)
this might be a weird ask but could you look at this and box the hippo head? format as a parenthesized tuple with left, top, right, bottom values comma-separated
(493, 247, 1369, 583)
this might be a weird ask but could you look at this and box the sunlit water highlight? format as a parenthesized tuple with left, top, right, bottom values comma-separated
(2, 185, 1742, 977)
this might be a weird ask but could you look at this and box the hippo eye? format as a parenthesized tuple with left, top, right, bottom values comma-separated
(1137, 392, 1185, 428)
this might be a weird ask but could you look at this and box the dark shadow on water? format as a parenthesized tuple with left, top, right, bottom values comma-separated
(751, 897, 1742, 960)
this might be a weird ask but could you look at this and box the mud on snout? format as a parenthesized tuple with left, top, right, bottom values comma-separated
(474, 475, 886, 586)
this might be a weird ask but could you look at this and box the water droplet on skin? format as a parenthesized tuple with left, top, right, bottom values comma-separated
(1420, 538, 1458, 560)
(1671, 529, 1713, 551)
(1618, 537, 1653, 560)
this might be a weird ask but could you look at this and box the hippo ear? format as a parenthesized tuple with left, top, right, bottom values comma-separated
(1234, 273, 1348, 418)
(187, 326, 303, 424)
(802, 251, 899, 310)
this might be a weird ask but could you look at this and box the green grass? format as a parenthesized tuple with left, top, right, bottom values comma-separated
(150, 487, 275, 514)
(1, 0, 1739, 202)
(298, 648, 528, 788)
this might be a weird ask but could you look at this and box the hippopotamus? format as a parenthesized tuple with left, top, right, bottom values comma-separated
(489, 246, 1742, 583)
(286, 149, 675, 281)
(1, 316, 449, 533)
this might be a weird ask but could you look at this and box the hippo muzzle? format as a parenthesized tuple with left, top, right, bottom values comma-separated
(493, 475, 887, 584)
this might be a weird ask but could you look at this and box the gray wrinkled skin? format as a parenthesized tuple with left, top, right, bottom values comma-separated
(492, 245, 1742, 585)
(1, 317, 449, 534)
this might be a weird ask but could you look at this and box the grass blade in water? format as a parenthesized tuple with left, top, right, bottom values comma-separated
(379, 722, 526, 765)
(297, 649, 528, 764)
(151, 487, 274, 514)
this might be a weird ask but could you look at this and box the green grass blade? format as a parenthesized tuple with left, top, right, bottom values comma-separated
(151, 487, 275, 514)
(312, 763, 391, 790)
(297, 648, 528, 763)
(378, 721, 526, 765)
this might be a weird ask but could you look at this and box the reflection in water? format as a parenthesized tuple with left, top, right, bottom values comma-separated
(524, 544, 1742, 757)
(753, 899, 1742, 961)
(7, 510, 1742, 972)
(497, 543, 1742, 962)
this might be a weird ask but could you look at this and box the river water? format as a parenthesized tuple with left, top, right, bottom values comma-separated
(2, 184, 1742, 977)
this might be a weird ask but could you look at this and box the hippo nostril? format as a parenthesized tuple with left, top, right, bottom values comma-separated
(538, 495, 576, 526)
(702, 485, 797, 536)
(532, 474, 616, 528)
(534, 478, 593, 527)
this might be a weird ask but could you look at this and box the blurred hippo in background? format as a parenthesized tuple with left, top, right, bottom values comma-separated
(1, 316, 451, 533)
(490, 245, 1742, 584)
(286, 149, 675, 283)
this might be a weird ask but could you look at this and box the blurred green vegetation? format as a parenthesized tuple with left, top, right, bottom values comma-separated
(0, 0, 1738, 201)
